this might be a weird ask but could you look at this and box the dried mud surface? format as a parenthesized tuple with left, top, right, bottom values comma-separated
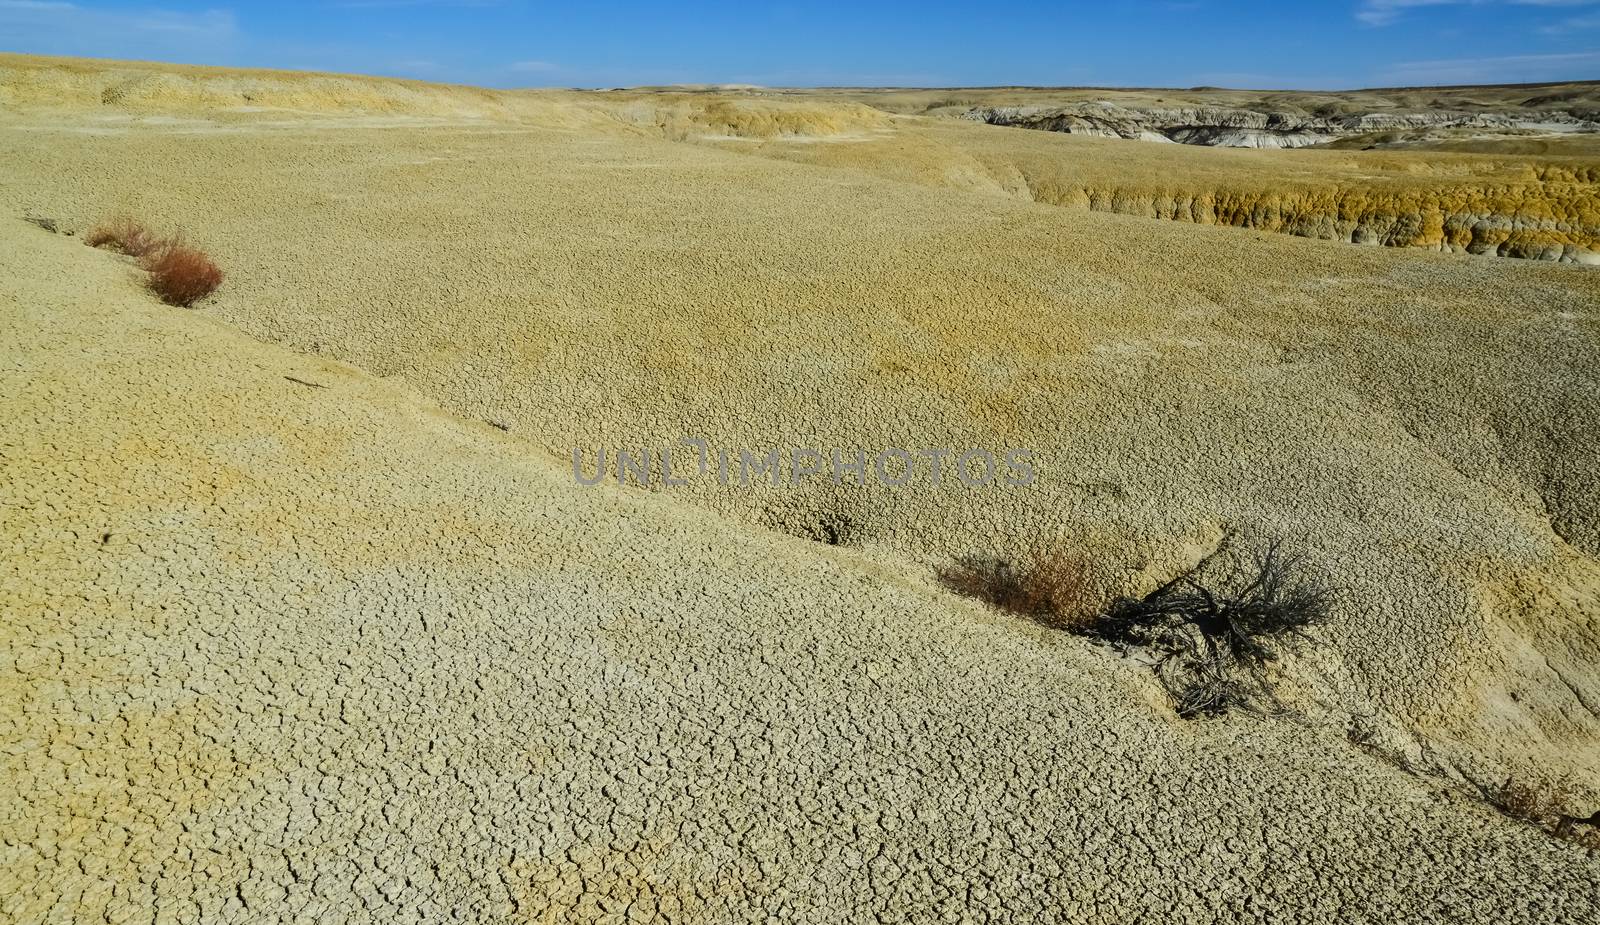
(3, 54, 1600, 923)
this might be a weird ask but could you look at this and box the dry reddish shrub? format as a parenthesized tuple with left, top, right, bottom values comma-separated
(940, 549, 1099, 631)
(85, 215, 164, 258)
(141, 241, 224, 307)
(84, 214, 224, 306)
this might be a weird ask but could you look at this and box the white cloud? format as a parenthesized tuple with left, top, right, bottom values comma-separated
(0, 2, 239, 57)
(1379, 48, 1600, 83)
(1183, 71, 1356, 90)
(1539, 7, 1600, 29)
(1358, 0, 1464, 27)
(336, 1, 503, 8)
(388, 58, 442, 75)
(1358, 0, 1599, 26)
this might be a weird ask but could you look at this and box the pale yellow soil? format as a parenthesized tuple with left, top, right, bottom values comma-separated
(2, 54, 1600, 923)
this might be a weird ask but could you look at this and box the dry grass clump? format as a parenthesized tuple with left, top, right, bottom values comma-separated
(85, 216, 223, 307)
(85, 215, 164, 257)
(141, 240, 224, 307)
(939, 549, 1100, 631)
(1493, 776, 1567, 824)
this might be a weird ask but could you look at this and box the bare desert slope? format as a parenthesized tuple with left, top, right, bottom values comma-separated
(2, 55, 1599, 922)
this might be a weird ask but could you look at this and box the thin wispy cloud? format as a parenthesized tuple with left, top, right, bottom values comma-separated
(1184, 71, 1355, 90)
(1380, 48, 1600, 83)
(1358, 0, 1462, 27)
(336, 1, 503, 8)
(0, 1, 238, 49)
(1539, 8, 1600, 30)
(1358, 0, 1599, 27)
(389, 58, 442, 74)
(334, 1, 416, 6)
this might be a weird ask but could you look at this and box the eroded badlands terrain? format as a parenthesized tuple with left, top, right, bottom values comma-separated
(2, 55, 1599, 923)
(864, 83, 1600, 150)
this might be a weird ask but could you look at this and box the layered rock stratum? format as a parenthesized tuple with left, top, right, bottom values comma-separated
(2, 54, 1599, 923)
(817, 83, 1600, 151)
(964, 100, 1600, 149)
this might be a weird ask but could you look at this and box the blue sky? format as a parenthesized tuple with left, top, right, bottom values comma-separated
(1, 1, 1596, 89)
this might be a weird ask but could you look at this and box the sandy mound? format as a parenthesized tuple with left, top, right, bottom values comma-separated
(0, 54, 890, 141)
(0, 53, 551, 121)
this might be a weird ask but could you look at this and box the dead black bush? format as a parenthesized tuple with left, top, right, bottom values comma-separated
(1089, 539, 1335, 717)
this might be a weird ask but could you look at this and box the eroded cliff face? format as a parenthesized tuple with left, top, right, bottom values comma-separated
(1025, 178, 1600, 264)
(965, 102, 1600, 150)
